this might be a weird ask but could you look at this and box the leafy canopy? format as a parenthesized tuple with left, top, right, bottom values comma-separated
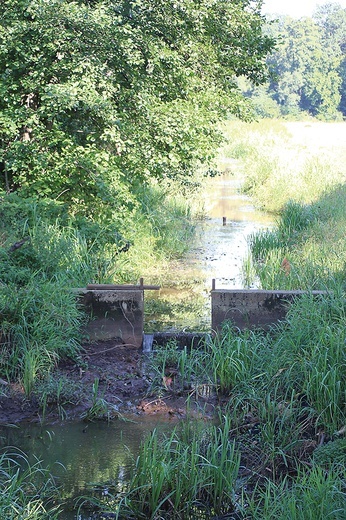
(0, 0, 275, 226)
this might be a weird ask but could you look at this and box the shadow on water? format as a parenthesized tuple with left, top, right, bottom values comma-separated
(0, 418, 174, 519)
(145, 172, 272, 332)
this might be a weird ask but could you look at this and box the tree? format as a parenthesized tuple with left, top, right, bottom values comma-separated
(266, 15, 341, 118)
(0, 1, 275, 229)
(314, 2, 346, 115)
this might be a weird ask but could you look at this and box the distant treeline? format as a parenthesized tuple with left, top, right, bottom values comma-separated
(242, 2, 346, 120)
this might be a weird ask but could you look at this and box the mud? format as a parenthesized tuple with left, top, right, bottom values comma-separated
(0, 339, 215, 424)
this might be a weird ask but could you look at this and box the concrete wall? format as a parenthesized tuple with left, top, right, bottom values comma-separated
(78, 289, 144, 348)
(211, 289, 326, 332)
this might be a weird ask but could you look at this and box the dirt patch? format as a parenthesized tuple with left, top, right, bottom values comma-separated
(0, 340, 215, 424)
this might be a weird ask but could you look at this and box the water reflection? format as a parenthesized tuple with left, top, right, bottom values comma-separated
(145, 173, 272, 332)
(194, 173, 272, 289)
(0, 418, 172, 519)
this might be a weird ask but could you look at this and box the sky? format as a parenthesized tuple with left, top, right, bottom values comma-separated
(262, 0, 346, 18)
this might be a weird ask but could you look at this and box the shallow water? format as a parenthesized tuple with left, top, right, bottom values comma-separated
(0, 417, 173, 519)
(145, 172, 272, 332)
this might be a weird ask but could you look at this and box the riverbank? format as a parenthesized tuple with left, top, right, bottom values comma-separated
(0, 339, 216, 425)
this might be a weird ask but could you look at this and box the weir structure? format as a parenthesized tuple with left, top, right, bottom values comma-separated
(77, 279, 160, 349)
(211, 279, 327, 332)
(77, 279, 327, 349)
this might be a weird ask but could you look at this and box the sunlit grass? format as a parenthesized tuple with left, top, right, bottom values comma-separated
(220, 120, 346, 290)
(0, 449, 61, 519)
(219, 119, 346, 212)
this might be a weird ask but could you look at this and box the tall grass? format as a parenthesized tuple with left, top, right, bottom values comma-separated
(222, 120, 346, 291)
(116, 180, 200, 284)
(244, 465, 346, 519)
(0, 449, 61, 519)
(87, 417, 241, 519)
(246, 187, 346, 290)
(0, 271, 84, 389)
(0, 174, 202, 392)
(219, 120, 346, 212)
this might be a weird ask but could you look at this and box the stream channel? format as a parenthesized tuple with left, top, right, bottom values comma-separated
(145, 167, 272, 332)
(0, 168, 272, 519)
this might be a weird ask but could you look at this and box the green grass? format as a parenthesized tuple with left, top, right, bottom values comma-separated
(80, 378, 120, 422)
(244, 465, 346, 519)
(0, 173, 203, 395)
(246, 188, 346, 290)
(219, 120, 346, 213)
(81, 417, 241, 519)
(0, 449, 61, 519)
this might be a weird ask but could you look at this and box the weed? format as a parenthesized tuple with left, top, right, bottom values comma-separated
(0, 448, 61, 519)
(81, 378, 120, 422)
(313, 437, 346, 468)
(243, 465, 346, 519)
(34, 373, 83, 421)
(121, 419, 240, 518)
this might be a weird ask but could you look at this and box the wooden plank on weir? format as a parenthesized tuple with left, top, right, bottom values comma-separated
(86, 283, 160, 291)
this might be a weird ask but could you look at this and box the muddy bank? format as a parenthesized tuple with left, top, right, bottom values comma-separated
(0, 340, 215, 425)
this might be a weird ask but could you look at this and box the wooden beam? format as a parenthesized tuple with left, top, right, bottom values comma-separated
(86, 283, 160, 291)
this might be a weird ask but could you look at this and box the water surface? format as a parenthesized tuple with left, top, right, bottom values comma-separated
(0, 417, 173, 519)
(145, 171, 272, 331)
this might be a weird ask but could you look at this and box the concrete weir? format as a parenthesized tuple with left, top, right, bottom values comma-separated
(77, 280, 159, 348)
(211, 281, 327, 332)
(76, 280, 327, 349)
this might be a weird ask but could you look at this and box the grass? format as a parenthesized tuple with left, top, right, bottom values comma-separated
(80, 417, 241, 519)
(80, 378, 120, 422)
(219, 119, 346, 213)
(0, 449, 61, 519)
(0, 173, 203, 397)
(244, 465, 346, 519)
(34, 373, 83, 421)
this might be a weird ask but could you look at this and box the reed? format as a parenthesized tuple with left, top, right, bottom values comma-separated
(0, 449, 61, 519)
(244, 465, 346, 519)
(207, 325, 266, 395)
(121, 419, 241, 519)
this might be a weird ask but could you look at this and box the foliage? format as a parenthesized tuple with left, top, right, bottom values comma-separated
(0, 0, 274, 225)
(313, 437, 346, 468)
(0, 1, 275, 393)
(241, 3, 346, 119)
(268, 16, 342, 119)
(0, 448, 61, 519)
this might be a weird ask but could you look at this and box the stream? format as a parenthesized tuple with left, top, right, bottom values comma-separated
(145, 169, 272, 332)
(0, 169, 272, 519)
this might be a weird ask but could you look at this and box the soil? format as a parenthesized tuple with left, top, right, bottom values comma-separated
(0, 339, 216, 424)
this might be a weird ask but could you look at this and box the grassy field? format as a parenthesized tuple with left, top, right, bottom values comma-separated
(220, 119, 346, 211)
(219, 119, 346, 290)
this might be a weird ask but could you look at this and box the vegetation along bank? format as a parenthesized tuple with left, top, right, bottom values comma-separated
(0, 0, 346, 519)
